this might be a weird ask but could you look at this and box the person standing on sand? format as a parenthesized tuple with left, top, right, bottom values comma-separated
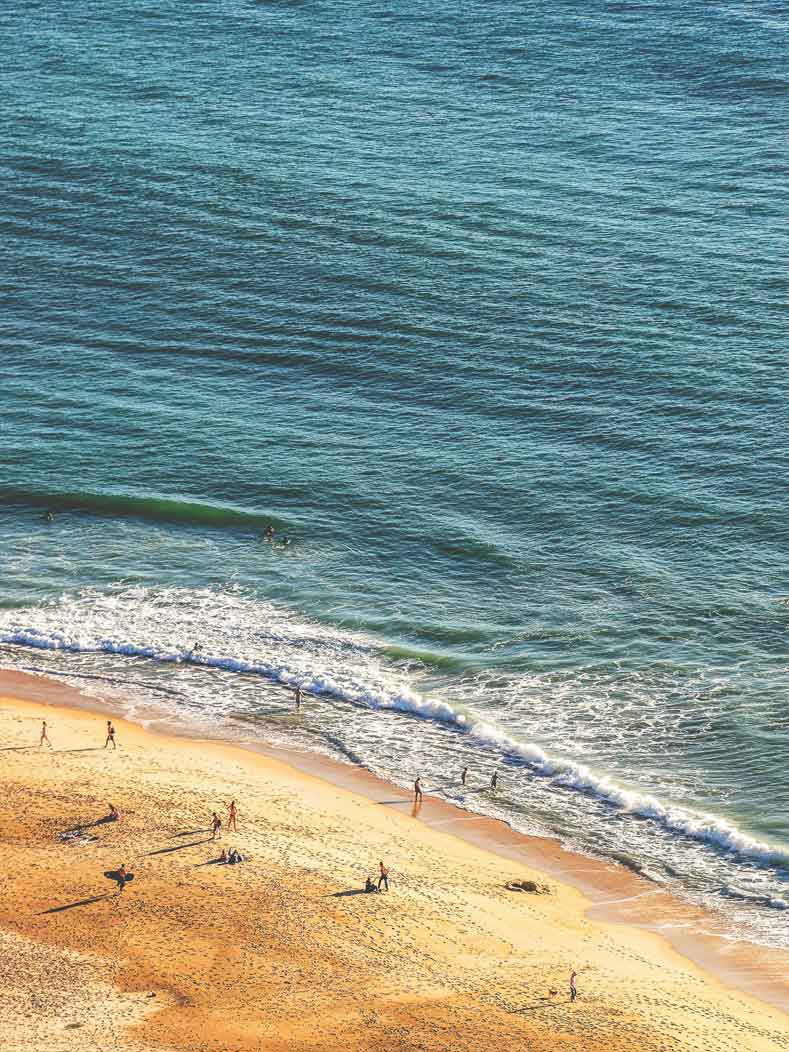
(378, 860, 389, 892)
(116, 864, 128, 893)
(104, 721, 116, 749)
(39, 720, 52, 748)
(211, 812, 222, 839)
(461, 766, 468, 786)
(414, 776, 423, 803)
(570, 969, 578, 1002)
(227, 800, 238, 832)
(490, 770, 498, 791)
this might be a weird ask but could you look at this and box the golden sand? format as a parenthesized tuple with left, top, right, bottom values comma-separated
(1, 671, 788, 1051)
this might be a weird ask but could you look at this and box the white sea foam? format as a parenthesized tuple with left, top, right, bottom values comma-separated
(1, 586, 788, 874)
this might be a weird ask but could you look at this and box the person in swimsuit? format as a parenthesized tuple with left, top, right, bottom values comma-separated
(295, 686, 302, 710)
(414, 776, 423, 803)
(39, 720, 52, 748)
(104, 721, 116, 749)
(378, 860, 389, 892)
(211, 812, 222, 840)
(570, 969, 578, 1002)
(117, 864, 128, 893)
(461, 766, 468, 786)
(108, 804, 121, 821)
(227, 800, 238, 832)
(490, 770, 498, 791)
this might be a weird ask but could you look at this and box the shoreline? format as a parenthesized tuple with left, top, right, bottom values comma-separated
(3, 665, 788, 1021)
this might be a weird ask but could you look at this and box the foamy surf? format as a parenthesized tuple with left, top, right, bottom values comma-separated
(0, 586, 787, 880)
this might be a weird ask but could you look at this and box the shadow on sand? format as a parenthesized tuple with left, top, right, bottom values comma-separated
(511, 997, 572, 1014)
(146, 837, 214, 856)
(40, 893, 114, 915)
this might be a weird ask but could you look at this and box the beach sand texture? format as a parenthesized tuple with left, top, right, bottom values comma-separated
(1, 674, 788, 1052)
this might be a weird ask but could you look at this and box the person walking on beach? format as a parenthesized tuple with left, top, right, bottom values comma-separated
(104, 721, 116, 749)
(414, 776, 423, 803)
(490, 770, 498, 792)
(461, 766, 468, 786)
(227, 800, 238, 832)
(39, 720, 52, 748)
(294, 686, 302, 710)
(116, 864, 128, 894)
(211, 812, 222, 840)
(378, 860, 389, 892)
(570, 969, 578, 1002)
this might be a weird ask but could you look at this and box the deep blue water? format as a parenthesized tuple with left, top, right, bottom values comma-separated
(1, 0, 788, 945)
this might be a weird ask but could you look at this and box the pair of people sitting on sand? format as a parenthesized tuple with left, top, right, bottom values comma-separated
(219, 847, 244, 865)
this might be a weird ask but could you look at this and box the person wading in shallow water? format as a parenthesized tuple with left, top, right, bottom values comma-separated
(490, 770, 498, 792)
(414, 776, 423, 803)
(461, 766, 468, 786)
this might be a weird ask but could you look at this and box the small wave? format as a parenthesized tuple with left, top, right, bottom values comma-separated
(380, 644, 467, 673)
(0, 486, 283, 531)
(721, 886, 788, 910)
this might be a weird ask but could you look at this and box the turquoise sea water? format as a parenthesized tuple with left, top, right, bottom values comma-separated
(1, 0, 788, 946)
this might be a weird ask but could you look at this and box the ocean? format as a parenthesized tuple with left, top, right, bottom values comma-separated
(1, 0, 787, 948)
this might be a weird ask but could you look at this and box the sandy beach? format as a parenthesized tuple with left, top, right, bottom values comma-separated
(1, 669, 788, 1052)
